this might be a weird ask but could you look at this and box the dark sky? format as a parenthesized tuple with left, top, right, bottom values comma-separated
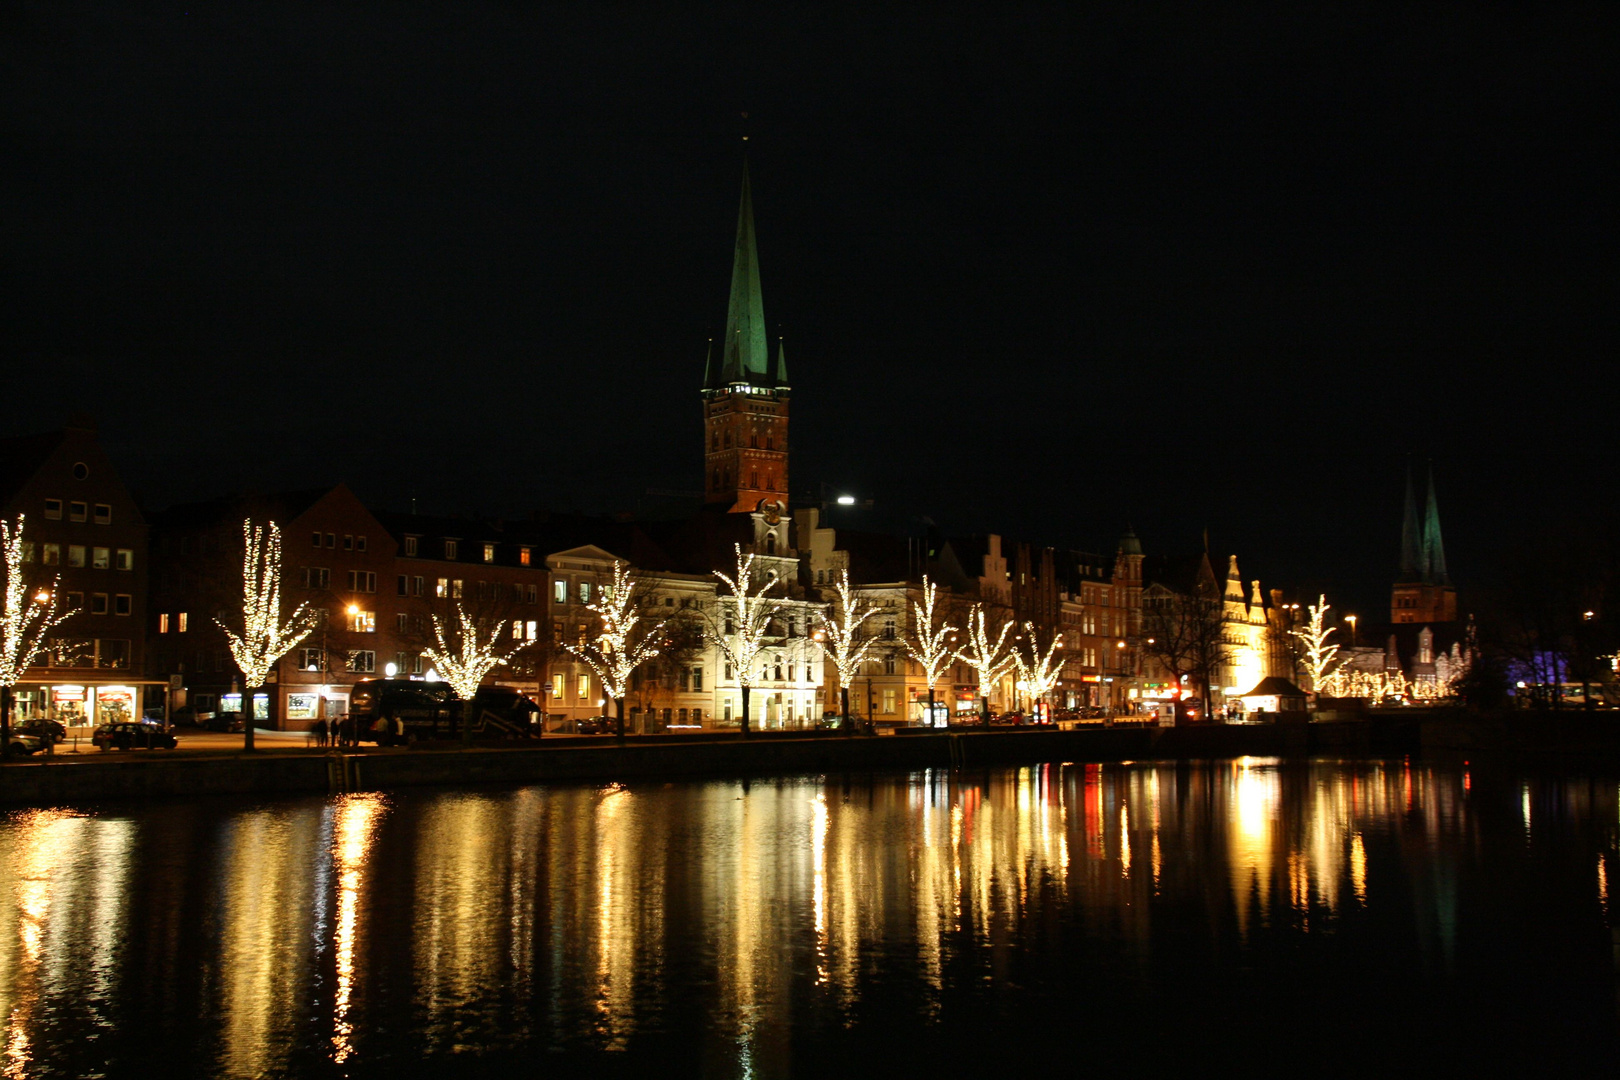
(5, 2, 1616, 617)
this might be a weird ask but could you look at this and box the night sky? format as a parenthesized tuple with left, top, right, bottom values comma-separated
(5, 3, 1616, 617)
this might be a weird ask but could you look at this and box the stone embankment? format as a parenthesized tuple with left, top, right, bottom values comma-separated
(0, 719, 1444, 806)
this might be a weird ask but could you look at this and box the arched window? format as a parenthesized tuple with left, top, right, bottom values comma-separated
(724, 430, 732, 448)
(750, 470, 758, 488)
(711, 431, 719, 450)
(766, 533, 777, 555)
(712, 470, 721, 489)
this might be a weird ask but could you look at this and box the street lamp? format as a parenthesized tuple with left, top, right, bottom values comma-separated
(1346, 614, 1357, 647)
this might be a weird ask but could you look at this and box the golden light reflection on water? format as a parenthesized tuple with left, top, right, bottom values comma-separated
(331, 794, 386, 1064)
(0, 764, 1612, 1076)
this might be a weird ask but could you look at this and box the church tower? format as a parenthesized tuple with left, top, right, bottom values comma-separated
(1391, 464, 1457, 623)
(703, 162, 791, 513)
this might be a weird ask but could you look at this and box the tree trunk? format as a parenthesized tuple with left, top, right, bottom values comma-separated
(616, 695, 627, 740)
(461, 697, 476, 746)
(243, 684, 256, 752)
(841, 684, 852, 737)
(0, 684, 13, 760)
(740, 684, 751, 738)
(928, 686, 937, 729)
(981, 689, 991, 729)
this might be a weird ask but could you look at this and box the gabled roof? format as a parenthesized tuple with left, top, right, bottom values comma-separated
(1239, 676, 1307, 698)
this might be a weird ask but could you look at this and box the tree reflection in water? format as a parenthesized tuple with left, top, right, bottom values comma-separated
(0, 760, 1615, 1075)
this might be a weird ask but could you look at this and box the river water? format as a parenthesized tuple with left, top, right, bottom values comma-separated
(0, 758, 1616, 1077)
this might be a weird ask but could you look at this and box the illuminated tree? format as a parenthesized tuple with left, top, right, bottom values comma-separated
(563, 561, 667, 739)
(422, 602, 521, 744)
(1289, 594, 1341, 694)
(0, 516, 75, 758)
(216, 520, 319, 752)
(903, 575, 955, 728)
(1012, 621, 1063, 718)
(953, 603, 1016, 726)
(704, 544, 786, 737)
(816, 568, 882, 734)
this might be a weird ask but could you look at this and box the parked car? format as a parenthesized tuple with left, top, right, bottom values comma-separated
(93, 720, 179, 751)
(6, 733, 45, 756)
(15, 718, 66, 745)
(574, 715, 613, 735)
(204, 711, 244, 732)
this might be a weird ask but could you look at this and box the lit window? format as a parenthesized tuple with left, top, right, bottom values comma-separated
(178, 612, 188, 632)
(159, 613, 169, 633)
(553, 580, 567, 604)
(93, 504, 111, 525)
(69, 501, 87, 522)
(44, 499, 62, 520)
(68, 545, 86, 567)
(525, 620, 537, 640)
(451, 579, 463, 598)
(348, 610, 375, 633)
(298, 647, 324, 672)
(578, 673, 590, 699)
(114, 594, 132, 616)
(483, 543, 496, 563)
(437, 578, 449, 598)
(115, 549, 133, 571)
(93, 547, 110, 569)
(552, 674, 565, 700)
(19, 543, 34, 563)
(578, 581, 591, 604)
(349, 650, 376, 673)
(519, 547, 531, 566)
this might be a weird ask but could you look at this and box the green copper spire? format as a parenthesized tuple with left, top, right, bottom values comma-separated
(708, 161, 774, 389)
(774, 336, 789, 386)
(1422, 462, 1449, 585)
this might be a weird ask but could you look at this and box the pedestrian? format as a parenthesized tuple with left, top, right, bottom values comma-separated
(338, 715, 354, 748)
(312, 716, 328, 749)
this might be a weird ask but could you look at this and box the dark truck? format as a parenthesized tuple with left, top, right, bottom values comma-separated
(348, 679, 541, 746)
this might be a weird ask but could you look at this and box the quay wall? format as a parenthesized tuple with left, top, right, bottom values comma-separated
(0, 720, 1423, 806)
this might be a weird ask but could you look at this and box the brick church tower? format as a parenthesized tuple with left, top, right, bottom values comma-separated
(703, 162, 791, 513)
(1391, 464, 1457, 623)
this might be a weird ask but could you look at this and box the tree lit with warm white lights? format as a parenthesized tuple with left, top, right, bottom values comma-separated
(1290, 594, 1341, 693)
(953, 603, 1016, 724)
(0, 515, 75, 758)
(704, 544, 786, 737)
(216, 519, 319, 751)
(903, 575, 955, 728)
(563, 561, 667, 738)
(816, 568, 882, 730)
(1012, 621, 1063, 717)
(422, 602, 520, 744)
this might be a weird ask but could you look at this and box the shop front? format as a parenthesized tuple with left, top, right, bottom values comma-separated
(14, 679, 166, 733)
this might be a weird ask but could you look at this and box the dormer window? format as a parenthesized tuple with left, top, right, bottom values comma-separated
(444, 539, 458, 560)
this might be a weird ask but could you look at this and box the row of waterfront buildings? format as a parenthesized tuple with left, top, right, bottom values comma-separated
(2, 165, 1462, 732)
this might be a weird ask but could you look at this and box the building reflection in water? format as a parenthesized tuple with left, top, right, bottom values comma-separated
(0, 760, 1613, 1075)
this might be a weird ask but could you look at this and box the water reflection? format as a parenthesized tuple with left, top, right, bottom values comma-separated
(0, 759, 1614, 1075)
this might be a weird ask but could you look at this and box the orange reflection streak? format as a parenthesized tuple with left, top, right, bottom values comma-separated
(812, 794, 828, 984)
(1229, 760, 1279, 938)
(216, 806, 322, 1080)
(331, 794, 386, 1065)
(1351, 833, 1368, 905)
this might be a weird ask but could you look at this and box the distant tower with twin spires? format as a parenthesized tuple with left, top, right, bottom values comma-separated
(702, 161, 791, 513)
(1391, 464, 1457, 623)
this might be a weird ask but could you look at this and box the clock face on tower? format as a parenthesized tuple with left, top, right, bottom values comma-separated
(761, 500, 784, 525)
